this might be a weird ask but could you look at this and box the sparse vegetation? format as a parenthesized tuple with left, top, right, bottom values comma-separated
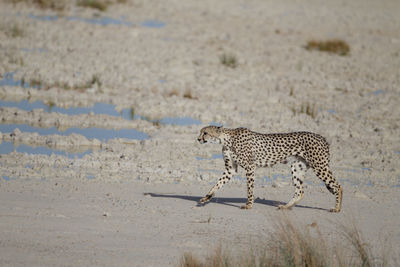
(45, 100, 55, 112)
(183, 89, 198, 100)
(168, 89, 180, 97)
(77, 0, 108, 11)
(29, 77, 43, 88)
(7, 0, 67, 11)
(1, 22, 25, 38)
(291, 102, 317, 119)
(22, 74, 102, 91)
(179, 217, 393, 267)
(219, 53, 238, 68)
(129, 106, 135, 120)
(89, 74, 102, 88)
(305, 39, 350, 56)
(4, 51, 24, 66)
(9, 23, 24, 38)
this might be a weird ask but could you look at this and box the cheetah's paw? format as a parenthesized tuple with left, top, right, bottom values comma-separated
(329, 207, 340, 213)
(240, 204, 252, 210)
(277, 204, 292, 210)
(199, 194, 213, 204)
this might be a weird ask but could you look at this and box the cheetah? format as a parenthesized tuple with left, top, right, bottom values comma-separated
(197, 126, 342, 212)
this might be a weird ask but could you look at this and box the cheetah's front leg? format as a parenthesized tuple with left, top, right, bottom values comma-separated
(199, 169, 233, 204)
(199, 150, 236, 205)
(241, 168, 255, 209)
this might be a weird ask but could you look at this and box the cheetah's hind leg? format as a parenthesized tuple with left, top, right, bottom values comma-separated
(329, 185, 343, 212)
(278, 160, 307, 210)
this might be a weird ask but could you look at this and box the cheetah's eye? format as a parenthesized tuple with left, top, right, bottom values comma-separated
(204, 132, 208, 135)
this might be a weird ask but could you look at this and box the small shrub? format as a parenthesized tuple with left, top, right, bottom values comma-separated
(305, 39, 350, 56)
(219, 53, 238, 68)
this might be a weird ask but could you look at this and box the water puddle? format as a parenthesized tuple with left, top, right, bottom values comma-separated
(21, 48, 47, 53)
(371, 89, 384, 95)
(0, 99, 202, 126)
(28, 14, 165, 28)
(28, 14, 58, 21)
(140, 20, 166, 28)
(0, 72, 39, 88)
(2, 175, 14, 181)
(86, 174, 96, 180)
(196, 154, 223, 160)
(0, 141, 91, 159)
(66, 16, 133, 26)
(0, 124, 149, 141)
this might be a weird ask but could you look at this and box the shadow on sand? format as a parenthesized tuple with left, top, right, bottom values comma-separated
(143, 192, 328, 211)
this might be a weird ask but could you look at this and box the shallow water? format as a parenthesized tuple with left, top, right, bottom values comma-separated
(0, 124, 149, 141)
(0, 141, 91, 159)
(0, 99, 202, 126)
(196, 154, 223, 160)
(2, 175, 14, 181)
(0, 72, 39, 88)
(28, 14, 165, 28)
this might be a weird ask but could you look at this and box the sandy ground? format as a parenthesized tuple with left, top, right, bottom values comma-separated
(1, 0, 400, 266)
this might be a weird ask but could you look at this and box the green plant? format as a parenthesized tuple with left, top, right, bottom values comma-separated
(305, 39, 350, 56)
(219, 53, 238, 68)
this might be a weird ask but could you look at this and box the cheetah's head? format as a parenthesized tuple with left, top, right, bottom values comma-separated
(197, 126, 223, 144)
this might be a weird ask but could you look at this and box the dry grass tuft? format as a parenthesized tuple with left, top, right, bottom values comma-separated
(180, 252, 203, 267)
(291, 102, 318, 119)
(179, 216, 393, 267)
(179, 246, 229, 267)
(183, 89, 198, 100)
(168, 89, 180, 97)
(77, 0, 108, 11)
(338, 220, 374, 267)
(219, 53, 238, 68)
(305, 39, 350, 56)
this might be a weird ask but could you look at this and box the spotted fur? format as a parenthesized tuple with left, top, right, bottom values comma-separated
(197, 126, 342, 212)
